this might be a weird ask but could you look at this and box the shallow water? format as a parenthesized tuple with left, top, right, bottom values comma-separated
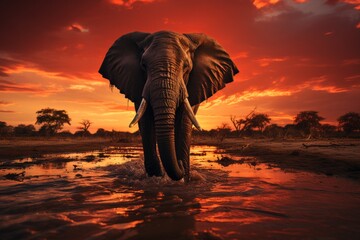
(0, 145, 359, 239)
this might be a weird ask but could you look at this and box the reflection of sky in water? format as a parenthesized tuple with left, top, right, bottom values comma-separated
(0, 146, 359, 239)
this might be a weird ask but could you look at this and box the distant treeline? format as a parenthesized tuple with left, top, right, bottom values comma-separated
(0, 108, 137, 141)
(199, 110, 360, 140)
(0, 122, 138, 143)
(1, 108, 359, 139)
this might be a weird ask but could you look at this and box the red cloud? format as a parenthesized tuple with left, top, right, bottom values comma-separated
(0, 100, 13, 106)
(109, 0, 157, 8)
(67, 23, 89, 33)
(106, 103, 135, 111)
(256, 57, 288, 67)
(253, 0, 280, 9)
(0, 57, 24, 76)
(341, 0, 360, 10)
(0, 79, 62, 96)
(0, 110, 14, 113)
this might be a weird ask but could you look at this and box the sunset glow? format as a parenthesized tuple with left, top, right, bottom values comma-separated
(1, 0, 359, 132)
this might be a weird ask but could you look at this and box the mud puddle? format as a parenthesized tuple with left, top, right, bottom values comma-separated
(0, 145, 359, 239)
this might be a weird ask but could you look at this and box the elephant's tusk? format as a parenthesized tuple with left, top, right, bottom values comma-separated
(129, 98, 147, 128)
(184, 98, 202, 131)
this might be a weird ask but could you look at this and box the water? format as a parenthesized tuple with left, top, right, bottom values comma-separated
(0, 145, 359, 239)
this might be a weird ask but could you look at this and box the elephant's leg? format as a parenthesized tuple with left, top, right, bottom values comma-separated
(136, 103, 163, 177)
(175, 104, 194, 183)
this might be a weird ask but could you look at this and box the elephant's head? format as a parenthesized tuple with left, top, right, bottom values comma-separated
(99, 31, 238, 180)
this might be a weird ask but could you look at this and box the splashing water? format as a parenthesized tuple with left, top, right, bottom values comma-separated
(0, 145, 359, 239)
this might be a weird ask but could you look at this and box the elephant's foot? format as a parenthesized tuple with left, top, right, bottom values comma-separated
(184, 173, 190, 183)
(145, 158, 164, 177)
(181, 158, 190, 183)
(146, 168, 164, 177)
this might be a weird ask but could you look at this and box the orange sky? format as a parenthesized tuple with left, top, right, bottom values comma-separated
(1, 0, 360, 132)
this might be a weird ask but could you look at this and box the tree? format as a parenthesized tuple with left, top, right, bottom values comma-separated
(247, 113, 271, 132)
(230, 108, 270, 135)
(14, 124, 36, 136)
(77, 119, 92, 133)
(35, 108, 71, 135)
(338, 112, 360, 134)
(230, 115, 241, 131)
(230, 107, 257, 134)
(294, 111, 324, 138)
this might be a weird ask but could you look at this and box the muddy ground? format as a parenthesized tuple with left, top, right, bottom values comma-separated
(1, 137, 359, 180)
(0, 137, 141, 160)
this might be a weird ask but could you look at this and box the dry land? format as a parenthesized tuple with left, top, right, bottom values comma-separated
(216, 138, 360, 180)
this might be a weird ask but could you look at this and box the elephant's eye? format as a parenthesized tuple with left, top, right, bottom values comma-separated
(183, 62, 191, 80)
(183, 61, 189, 69)
(140, 61, 146, 70)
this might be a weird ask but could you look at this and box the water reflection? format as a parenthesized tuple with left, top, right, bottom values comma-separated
(106, 190, 200, 240)
(0, 145, 360, 239)
(41, 161, 67, 170)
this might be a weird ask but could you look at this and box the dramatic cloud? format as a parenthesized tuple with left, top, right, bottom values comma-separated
(253, 0, 281, 9)
(109, 0, 158, 8)
(256, 57, 288, 67)
(0, 100, 13, 106)
(0, 0, 359, 131)
(341, 0, 360, 10)
(67, 23, 89, 33)
(0, 57, 24, 76)
(68, 84, 95, 92)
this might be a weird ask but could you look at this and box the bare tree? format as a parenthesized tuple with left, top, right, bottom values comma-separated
(230, 115, 241, 131)
(230, 107, 258, 135)
(78, 119, 92, 133)
(216, 122, 232, 143)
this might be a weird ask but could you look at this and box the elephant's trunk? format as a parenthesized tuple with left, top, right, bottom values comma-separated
(156, 119, 184, 180)
(151, 79, 184, 181)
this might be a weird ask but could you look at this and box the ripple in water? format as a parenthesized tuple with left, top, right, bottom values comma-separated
(0, 145, 360, 239)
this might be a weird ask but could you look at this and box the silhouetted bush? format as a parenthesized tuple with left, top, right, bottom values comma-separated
(0, 121, 14, 137)
(13, 124, 36, 137)
(74, 130, 92, 137)
(94, 128, 112, 137)
(57, 131, 73, 137)
(264, 124, 285, 139)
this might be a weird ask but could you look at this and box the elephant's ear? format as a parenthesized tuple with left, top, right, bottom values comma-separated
(184, 33, 239, 106)
(99, 32, 150, 102)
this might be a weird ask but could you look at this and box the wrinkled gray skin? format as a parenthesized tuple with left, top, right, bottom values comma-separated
(99, 31, 238, 181)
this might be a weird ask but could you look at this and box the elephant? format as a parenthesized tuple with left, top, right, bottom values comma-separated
(99, 31, 238, 181)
